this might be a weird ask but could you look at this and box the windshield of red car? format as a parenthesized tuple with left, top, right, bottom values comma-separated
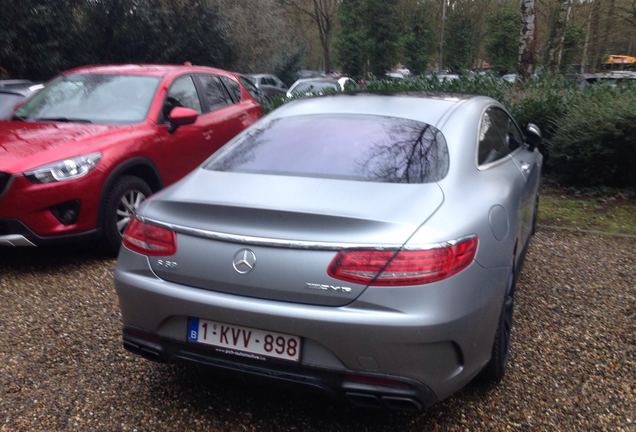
(14, 74, 160, 124)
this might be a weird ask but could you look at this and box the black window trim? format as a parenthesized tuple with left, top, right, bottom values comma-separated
(219, 75, 242, 104)
(192, 73, 234, 114)
(476, 105, 525, 170)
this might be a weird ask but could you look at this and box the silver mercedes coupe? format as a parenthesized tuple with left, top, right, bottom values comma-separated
(114, 93, 542, 411)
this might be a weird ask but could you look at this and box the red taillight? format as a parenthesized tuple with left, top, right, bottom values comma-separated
(327, 236, 478, 286)
(122, 218, 177, 256)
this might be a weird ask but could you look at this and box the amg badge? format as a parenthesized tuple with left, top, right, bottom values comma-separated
(305, 282, 352, 293)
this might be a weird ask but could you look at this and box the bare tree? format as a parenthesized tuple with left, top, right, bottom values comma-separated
(518, 0, 538, 78)
(580, 0, 595, 73)
(545, 0, 572, 71)
(599, 0, 617, 64)
(588, 0, 602, 71)
(280, 0, 339, 72)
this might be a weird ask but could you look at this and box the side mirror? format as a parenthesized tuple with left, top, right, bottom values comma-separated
(525, 123, 542, 151)
(168, 107, 198, 133)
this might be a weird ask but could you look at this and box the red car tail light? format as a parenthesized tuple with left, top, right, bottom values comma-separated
(327, 236, 478, 286)
(122, 218, 177, 256)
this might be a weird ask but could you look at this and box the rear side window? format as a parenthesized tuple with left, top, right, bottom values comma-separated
(197, 74, 232, 112)
(206, 114, 449, 183)
(220, 76, 241, 103)
(239, 76, 260, 99)
(478, 107, 522, 165)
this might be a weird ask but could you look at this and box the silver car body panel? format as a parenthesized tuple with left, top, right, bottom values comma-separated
(115, 94, 542, 403)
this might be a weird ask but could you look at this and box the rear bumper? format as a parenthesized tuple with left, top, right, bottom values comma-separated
(123, 328, 435, 411)
(115, 247, 510, 403)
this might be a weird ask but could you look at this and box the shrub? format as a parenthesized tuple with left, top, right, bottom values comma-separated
(550, 84, 636, 188)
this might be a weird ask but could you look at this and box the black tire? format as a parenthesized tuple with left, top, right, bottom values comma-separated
(101, 175, 152, 255)
(531, 194, 539, 235)
(478, 270, 515, 385)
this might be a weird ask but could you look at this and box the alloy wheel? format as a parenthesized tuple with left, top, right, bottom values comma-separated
(115, 189, 146, 235)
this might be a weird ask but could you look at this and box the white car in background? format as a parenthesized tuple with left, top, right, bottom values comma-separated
(286, 77, 358, 98)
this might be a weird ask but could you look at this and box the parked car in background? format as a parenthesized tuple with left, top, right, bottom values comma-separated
(286, 77, 358, 98)
(0, 80, 44, 119)
(0, 64, 261, 251)
(579, 71, 636, 90)
(247, 74, 288, 99)
(502, 73, 518, 83)
(385, 71, 407, 80)
(295, 69, 325, 80)
(237, 74, 267, 105)
(116, 93, 542, 410)
(435, 73, 460, 82)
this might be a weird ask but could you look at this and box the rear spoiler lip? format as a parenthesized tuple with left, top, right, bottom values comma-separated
(139, 215, 471, 252)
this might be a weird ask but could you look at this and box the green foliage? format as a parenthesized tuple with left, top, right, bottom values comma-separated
(335, 0, 400, 77)
(485, 6, 520, 74)
(400, 2, 433, 75)
(444, 7, 479, 71)
(365, 0, 400, 77)
(560, 24, 586, 71)
(0, 0, 83, 79)
(550, 84, 636, 188)
(273, 48, 306, 87)
(334, 0, 369, 77)
(505, 74, 577, 143)
(0, 0, 231, 80)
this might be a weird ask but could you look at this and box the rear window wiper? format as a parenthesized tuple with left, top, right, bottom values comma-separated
(33, 116, 93, 123)
(11, 114, 27, 121)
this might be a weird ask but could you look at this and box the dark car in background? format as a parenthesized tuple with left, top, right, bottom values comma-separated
(248, 74, 288, 100)
(0, 64, 261, 251)
(0, 80, 44, 119)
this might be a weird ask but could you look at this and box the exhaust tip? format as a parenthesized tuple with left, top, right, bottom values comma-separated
(381, 395, 422, 412)
(345, 392, 382, 408)
(123, 339, 164, 363)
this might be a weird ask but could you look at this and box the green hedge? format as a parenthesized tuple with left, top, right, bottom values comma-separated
(265, 76, 636, 189)
(550, 85, 636, 188)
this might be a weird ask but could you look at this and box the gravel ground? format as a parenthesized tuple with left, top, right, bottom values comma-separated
(1, 230, 634, 431)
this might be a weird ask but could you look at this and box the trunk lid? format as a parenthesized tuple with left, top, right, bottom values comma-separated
(143, 169, 444, 306)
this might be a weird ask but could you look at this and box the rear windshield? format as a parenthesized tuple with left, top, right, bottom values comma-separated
(205, 114, 449, 183)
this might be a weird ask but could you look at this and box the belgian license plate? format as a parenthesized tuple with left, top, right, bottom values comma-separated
(187, 318, 301, 362)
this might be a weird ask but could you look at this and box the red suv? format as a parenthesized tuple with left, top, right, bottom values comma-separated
(0, 64, 262, 251)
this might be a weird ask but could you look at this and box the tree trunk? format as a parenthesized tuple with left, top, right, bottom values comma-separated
(588, 0, 602, 71)
(581, 0, 594, 73)
(545, 1, 572, 72)
(322, 38, 332, 73)
(518, 0, 537, 78)
(599, 0, 616, 66)
(439, 0, 447, 71)
(555, 1, 573, 68)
